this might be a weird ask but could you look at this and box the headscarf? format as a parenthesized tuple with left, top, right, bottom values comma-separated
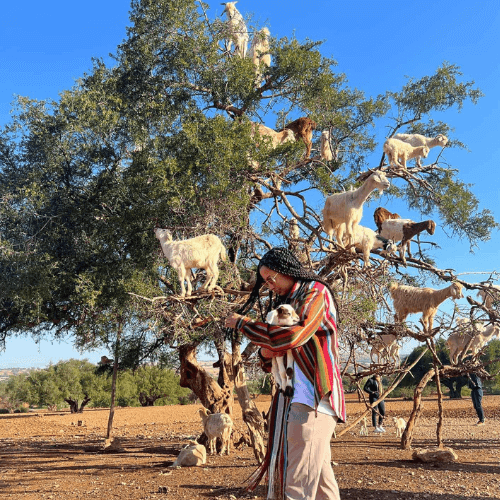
(237, 247, 339, 321)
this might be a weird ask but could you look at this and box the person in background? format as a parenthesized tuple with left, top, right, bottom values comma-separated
(468, 372, 485, 426)
(363, 374, 386, 433)
(225, 247, 345, 500)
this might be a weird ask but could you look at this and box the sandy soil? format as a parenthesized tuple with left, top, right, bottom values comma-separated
(1, 394, 499, 500)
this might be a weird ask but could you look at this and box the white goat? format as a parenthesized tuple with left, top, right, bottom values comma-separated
(379, 218, 436, 265)
(266, 304, 300, 397)
(370, 334, 399, 365)
(252, 123, 296, 149)
(383, 138, 430, 169)
(389, 282, 464, 333)
(171, 440, 207, 467)
(393, 133, 448, 166)
(221, 2, 249, 58)
(198, 408, 233, 455)
(320, 130, 333, 161)
(477, 284, 500, 309)
(446, 320, 500, 365)
(322, 171, 390, 251)
(248, 27, 271, 82)
(350, 225, 397, 268)
(359, 416, 369, 436)
(393, 416, 406, 438)
(155, 228, 227, 297)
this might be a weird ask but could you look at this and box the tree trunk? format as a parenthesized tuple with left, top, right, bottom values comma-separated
(401, 367, 435, 450)
(64, 398, 79, 414)
(79, 395, 91, 413)
(139, 392, 162, 407)
(229, 340, 266, 463)
(106, 323, 122, 440)
(179, 343, 233, 414)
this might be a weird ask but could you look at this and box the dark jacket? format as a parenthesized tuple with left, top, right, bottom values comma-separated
(363, 377, 380, 398)
(468, 373, 483, 391)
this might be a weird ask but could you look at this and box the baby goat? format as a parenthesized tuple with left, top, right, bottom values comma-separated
(198, 408, 233, 456)
(266, 304, 300, 397)
(393, 416, 406, 438)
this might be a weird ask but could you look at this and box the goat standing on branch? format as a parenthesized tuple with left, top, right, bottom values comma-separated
(379, 218, 436, 265)
(389, 282, 463, 333)
(221, 2, 249, 58)
(322, 171, 390, 252)
(446, 319, 500, 364)
(154, 228, 227, 297)
(393, 133, 448, 166)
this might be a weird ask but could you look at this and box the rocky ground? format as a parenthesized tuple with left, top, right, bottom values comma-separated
(1, 394, 499, 500)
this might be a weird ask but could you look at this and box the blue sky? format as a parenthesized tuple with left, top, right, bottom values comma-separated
(1, 0, 500, 368)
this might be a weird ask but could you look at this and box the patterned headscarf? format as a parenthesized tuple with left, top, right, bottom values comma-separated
(238, 247, 339, 321)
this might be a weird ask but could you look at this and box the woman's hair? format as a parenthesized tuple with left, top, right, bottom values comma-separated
(237, 247, 339, 320)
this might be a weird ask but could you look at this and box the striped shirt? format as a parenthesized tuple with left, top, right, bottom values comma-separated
(237, 280, 346, 422)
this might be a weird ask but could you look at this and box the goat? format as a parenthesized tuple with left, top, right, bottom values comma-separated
(280, 117, 317, 158)
(221, 2, 249, 58)
(320, 130, 333, 161)
(252, 123, 296, 149)
(171, 440, 207, 467)
(379, 218, 436, 265)
(350, 225, 397, 268)
(322, 171, 390, 252)
(154, 228, 227, 297)
(477, 284, 500, 309)
(266, 304, 300, 397)
(369, 334, 399, 365)
(198, 408, 233, 455)
(248, 27, 271, 82)
(446, 320, 500, 364)
(359, 416, 369, 436)
(383, 138, 430, 169)
(393, 416, 406, 438)
(373, 207, 401, 233)
(389, 282, 463, 333)
(393, 133, 448, 166)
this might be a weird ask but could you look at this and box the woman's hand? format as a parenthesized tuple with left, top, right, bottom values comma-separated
(225, 312, 244, 329)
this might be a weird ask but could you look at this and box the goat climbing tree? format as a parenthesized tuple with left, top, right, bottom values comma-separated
(1, 0, 499, 455)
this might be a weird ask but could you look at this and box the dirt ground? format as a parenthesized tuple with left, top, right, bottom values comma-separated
(1, 394, 499, 500)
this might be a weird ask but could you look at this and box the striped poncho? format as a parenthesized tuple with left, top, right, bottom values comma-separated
(237, 279, 346, 422)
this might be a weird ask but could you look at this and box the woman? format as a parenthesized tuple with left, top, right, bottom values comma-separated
(363, 374, 386, 433)
(225, 247, 345, 500)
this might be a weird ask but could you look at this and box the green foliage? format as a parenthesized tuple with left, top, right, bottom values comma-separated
(0, 361, 189, 408)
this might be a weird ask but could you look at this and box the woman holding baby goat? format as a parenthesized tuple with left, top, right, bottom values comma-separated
(225, 247, 345, 500)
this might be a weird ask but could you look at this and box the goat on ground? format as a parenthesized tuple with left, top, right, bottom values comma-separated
(393, 133, 448, 166)
(389, 282, 463, 333)
(266, 304, 300, 397)
(171, 440, 207, 467)
(155, 228, 227, 297)
(221, 2, 249, 58)
(280, 117, 317, 158)
(383, 138, 430, 169)
(359, 416, 369, 436)
(373, 207, 401, 233)
(322, 171, 390, 252)
(379, 218, 436, 265)
(198, 408, 233, 455)
(446, 319, 500, 365)
(393, 416, 406, 438)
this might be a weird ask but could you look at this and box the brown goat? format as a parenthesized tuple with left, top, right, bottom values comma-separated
(281, 117, 317, 158)
(373, 207, 401, 233)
